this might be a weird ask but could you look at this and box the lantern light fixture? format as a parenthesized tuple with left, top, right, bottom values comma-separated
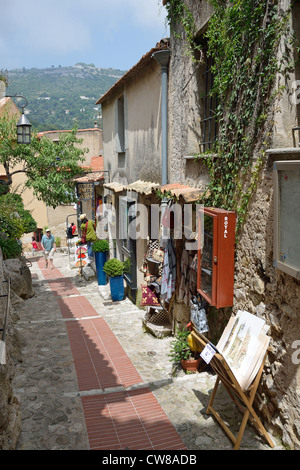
(6, 94, 32, 144)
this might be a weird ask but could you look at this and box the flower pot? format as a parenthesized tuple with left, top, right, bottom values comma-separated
(94, 251, 108, 285)
(180, 357, 201, 372)
(109, 275, 124, 301)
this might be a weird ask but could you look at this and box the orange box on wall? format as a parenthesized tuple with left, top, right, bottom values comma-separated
(197, 207, 236, 309)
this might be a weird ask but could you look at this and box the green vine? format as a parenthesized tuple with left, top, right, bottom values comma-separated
(164, 0, 202, 59)
(165, 0, 291, 234)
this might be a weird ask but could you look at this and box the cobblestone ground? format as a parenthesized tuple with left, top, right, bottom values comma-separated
(12, 251, 285, 451)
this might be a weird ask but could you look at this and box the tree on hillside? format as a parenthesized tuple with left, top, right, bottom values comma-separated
(0, 113, 88, 208)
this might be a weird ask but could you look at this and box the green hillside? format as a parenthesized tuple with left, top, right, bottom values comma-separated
(5, 63, 126, 132)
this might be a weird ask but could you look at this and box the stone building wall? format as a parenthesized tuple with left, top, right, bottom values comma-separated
(0, 249, 34, 449)
(167, 0, 300, 448)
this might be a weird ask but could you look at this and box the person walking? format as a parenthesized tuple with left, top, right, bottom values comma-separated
(80, 214, 97, 262)
(41, 228, 56, 269)
(31, 237, 38, 256)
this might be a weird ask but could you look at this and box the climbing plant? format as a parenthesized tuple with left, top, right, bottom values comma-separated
(165, 0, 290, 233)
(164, 0, 202, 58)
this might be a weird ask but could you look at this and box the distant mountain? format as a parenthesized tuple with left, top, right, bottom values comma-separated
(5, 63, 126, 132)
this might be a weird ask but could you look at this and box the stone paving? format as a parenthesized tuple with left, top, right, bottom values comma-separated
(12, 251, 285, 451)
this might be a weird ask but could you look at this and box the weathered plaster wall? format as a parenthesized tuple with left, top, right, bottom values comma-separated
(101, 59, 162, 186)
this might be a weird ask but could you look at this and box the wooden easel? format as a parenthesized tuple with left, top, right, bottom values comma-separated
(191, 327, 275, 450)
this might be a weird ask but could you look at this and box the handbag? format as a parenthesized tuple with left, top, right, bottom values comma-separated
(152, 248, 164, 263)
(190, 296, 209, 333)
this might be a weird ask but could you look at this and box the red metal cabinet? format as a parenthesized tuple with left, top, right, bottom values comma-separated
(197, 207, 236, 309)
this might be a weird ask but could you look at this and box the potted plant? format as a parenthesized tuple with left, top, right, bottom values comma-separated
(103, 258, 125, 301)
(92, 239, 109, 285)
(168, 329, 201, 373)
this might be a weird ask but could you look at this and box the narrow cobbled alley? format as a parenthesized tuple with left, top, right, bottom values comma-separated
(12, 252, 284, 451)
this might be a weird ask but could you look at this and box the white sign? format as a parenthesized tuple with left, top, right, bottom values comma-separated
(200, 343, 216, 364)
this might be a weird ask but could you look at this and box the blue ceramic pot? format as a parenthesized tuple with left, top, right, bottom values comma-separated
(109, 275, 124, 301)
(94, 251, 107, 285)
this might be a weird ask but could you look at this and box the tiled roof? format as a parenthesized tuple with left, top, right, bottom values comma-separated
(74, 171, 105, 183)
(96, 41, 170, 106)
(37, 128, 102, 138)
(80, 156, 104, 172)
(156, 183, 205, 202)
(0, 97, 20, 116)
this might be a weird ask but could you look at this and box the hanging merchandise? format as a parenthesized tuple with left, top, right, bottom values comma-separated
(141, 285, 160, 306)
(162, 199, 174, 229)
(152, 247, 165, 263)
(190, 296, 209, 334)
(161, 238, 176, 302)
(178, 249, 197, 305)
(190, 253, 198, 272)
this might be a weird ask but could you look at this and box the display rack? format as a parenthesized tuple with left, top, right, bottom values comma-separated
(191, 326, 275, 450)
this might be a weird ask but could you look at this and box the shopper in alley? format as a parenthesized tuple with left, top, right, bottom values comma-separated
(41, 228, 56, 270)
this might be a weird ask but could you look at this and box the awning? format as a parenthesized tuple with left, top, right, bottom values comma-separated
(154, 183, 205, 202)
(74, 171, 105, 183)
(104, 182, 126, 193)
(104, 180, 160, 195)
(103, 180, 205, 202)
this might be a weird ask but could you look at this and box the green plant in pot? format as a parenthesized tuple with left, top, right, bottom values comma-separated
(92, 239, 109, 253)
(168, 329, 201, 373)
(92, 239, 109, 285)
(103, 258, 125, 301)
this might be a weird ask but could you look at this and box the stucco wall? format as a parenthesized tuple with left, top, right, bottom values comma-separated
(102, 59, 162, 186)
(39, 128, 102, 166)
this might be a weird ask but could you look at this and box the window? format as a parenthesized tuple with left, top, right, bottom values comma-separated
(199, 57, 218, 153)
(273, 160, 300, 279)
(116, 95, 125, 153)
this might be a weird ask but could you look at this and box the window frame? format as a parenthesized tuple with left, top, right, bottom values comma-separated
(273, 160, 300, 279)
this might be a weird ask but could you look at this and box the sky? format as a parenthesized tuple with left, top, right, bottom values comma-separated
(0, 0, 169, 72)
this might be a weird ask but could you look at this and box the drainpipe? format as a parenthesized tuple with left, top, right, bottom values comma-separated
(152, 49, 170, 186)
(152, 49, 171, 242)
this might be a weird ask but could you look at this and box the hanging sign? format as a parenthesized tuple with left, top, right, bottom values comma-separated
(77, 182, 94, 201)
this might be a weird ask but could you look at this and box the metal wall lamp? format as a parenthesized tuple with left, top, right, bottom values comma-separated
(6, 93, 32, 144)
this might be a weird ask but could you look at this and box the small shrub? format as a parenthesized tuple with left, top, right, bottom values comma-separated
(103, 258, 124, 277)
(92, 239, 109, 252)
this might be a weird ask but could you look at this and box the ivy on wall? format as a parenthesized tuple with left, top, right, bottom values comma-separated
(165, 0, 290, 233)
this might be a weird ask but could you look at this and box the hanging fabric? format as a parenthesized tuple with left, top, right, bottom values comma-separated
(161, 238, 176, 302)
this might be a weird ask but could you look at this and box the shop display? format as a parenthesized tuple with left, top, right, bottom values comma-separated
(197, 207, 236, 309)
(178, 249, 197, 305)
(141, 284, 160, 306)
(190, 311, 274, 450)
(189, 296, 209, 334)
(75, 245, 87, 267)
(141, 239, 175, 336)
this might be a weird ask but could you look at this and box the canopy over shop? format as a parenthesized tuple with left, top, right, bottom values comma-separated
(103, 180, 209, 335)
(74, 164, 107, 236)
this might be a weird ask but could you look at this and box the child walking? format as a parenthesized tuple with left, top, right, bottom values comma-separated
(31, 237, 38, 256)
